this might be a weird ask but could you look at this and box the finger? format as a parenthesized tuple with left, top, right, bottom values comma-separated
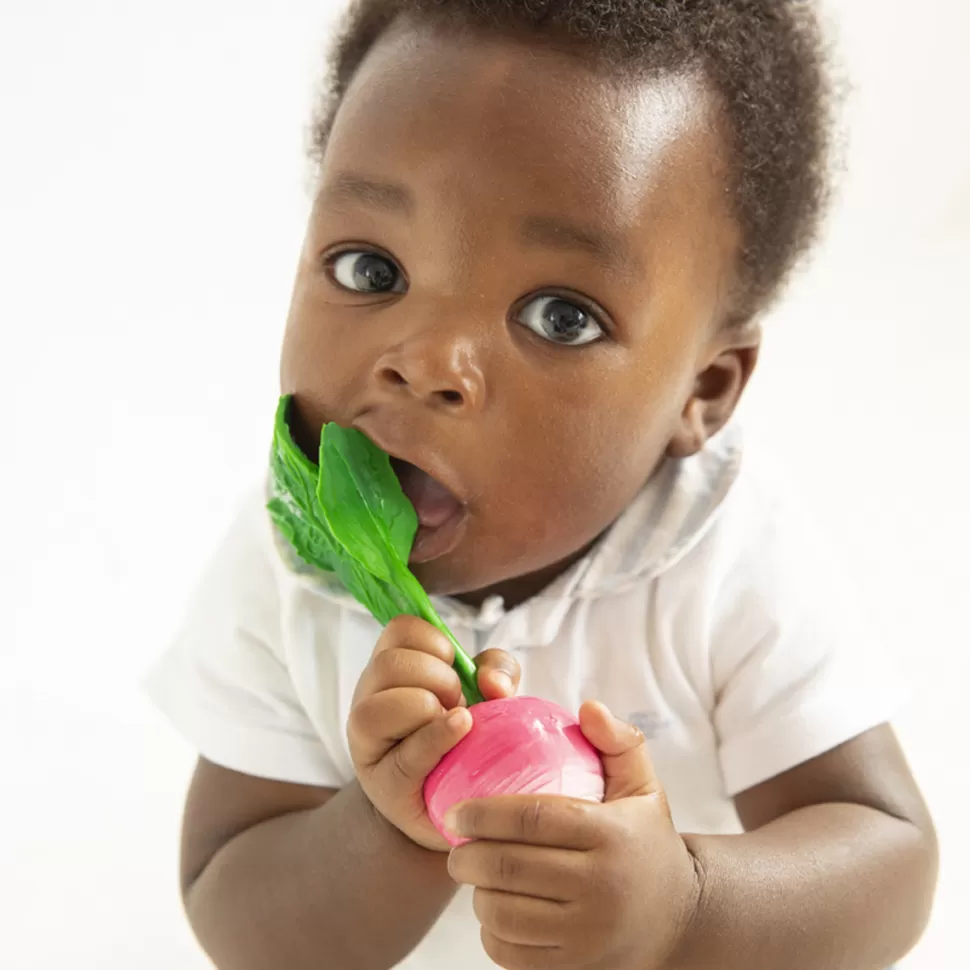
(579, 700, 660, 800)
(348, 687, 444, 766)
(357, 647, 463, 710)
(474, 648, 521, 701)
(373, 615, 455, 662)
(473, 888, 569, 947)
(449, 841, 588, 901)
(480, 930, 562, 970)
(445, 794, 603, 850)
(381, 706, 473, 787)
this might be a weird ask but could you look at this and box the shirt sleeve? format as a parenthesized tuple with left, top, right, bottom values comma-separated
(706, 470, 906, 797)
(144, 490, 346, 788)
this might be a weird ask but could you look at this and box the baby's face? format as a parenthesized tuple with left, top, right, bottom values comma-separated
(281, 23, 746, 604)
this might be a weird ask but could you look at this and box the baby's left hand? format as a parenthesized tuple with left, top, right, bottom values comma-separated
(446, 702, 701, 970)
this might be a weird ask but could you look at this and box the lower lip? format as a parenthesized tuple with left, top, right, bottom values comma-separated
(409, 507, 469, 564)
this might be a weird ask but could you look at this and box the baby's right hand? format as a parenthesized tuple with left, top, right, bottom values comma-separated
(348, 615, 520, 851)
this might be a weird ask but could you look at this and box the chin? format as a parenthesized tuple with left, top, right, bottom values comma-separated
(408, 522, 595, 607)
(409, 543, 565, 608)
(409, 556, 483, 599)
(409, 541, 526, 602)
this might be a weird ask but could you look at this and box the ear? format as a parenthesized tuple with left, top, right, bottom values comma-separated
(667, 324, 761, 459)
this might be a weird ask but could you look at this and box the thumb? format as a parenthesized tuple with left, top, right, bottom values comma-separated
(579, 701, 662, 801)
(474, 648, 521, 701)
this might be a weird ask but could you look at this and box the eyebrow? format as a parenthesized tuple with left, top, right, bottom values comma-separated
(322, 173, 415, 215)
(518, 215, 636, 273)
(321, 173, 635, 272)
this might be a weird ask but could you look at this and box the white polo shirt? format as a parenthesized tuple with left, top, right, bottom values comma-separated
(146, 424, 900, 969)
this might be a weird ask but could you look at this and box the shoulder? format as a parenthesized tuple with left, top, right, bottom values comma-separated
(649, 440, 904, 794)
(660, 435, 829, 610)
(648, 434, 877, 690)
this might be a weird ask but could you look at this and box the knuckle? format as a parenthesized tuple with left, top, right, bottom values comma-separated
(356, 689, 441, 741)
(392, 692, 443, 740)
(568, 798, 608, 844)
(351, 665, 375, 706)
(412, 689, 444, 723)
(389, 739, 419, 786)
(374, 647, 456, 698)
(519, 799, 545, 840)
(426, 717, 457, 757)
(383, 613, 420, 641)
(370, 647, 403, 681)
(476, 891, 516, 938)
(494, 850, 521, 885)
(347, 697, 377, 740)
(386, 615, 447, 657)
(347, 711, 381, 769)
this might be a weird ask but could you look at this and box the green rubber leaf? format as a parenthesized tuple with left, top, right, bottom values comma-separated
(324, 423, 417, 566)
(316, 425, 414, 582)
(268, 397, 340, 573)
(266, 395, 483, 705)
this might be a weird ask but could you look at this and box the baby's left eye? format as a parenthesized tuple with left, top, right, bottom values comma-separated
(516, 295, 604, 346)
(330, 251, 405, 294)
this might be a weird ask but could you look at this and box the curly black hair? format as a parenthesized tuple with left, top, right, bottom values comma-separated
(312, 0, 832, 320)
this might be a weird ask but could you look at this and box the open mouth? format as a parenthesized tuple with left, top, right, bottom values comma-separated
(390, 458, 468, 563)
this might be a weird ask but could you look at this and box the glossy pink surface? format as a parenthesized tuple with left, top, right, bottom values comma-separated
(423, 696, 605, 847)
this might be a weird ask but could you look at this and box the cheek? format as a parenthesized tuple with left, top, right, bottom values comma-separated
(279, 284, 365, 414)
(485, 369, 675, 548)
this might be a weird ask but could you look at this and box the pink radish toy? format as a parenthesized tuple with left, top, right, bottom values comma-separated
(423, 696, 606, 846)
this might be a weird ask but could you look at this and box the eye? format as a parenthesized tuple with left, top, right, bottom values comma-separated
(330, 251, 405, 295)
(516, 295, 604, 346)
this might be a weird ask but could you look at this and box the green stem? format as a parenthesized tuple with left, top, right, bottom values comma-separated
(393, 564, 485, 706)
(446, 629, 486, 707)
(424, 612, 485, 706)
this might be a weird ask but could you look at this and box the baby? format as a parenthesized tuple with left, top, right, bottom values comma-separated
(148, 2, 938, 969)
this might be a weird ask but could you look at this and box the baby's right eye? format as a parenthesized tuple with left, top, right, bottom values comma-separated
(330, 251, 406, 295)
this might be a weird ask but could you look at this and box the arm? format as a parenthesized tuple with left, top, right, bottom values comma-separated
(673, 724, 938, 970)
(180, 620, 522, 970)
(446, 713, 936, 970)
(182, 758, 457, 970)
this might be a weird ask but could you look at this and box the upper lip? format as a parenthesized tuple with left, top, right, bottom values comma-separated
(352, 417, 468, 508)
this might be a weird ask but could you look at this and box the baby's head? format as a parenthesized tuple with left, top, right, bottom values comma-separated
(281, 0, 830, 604)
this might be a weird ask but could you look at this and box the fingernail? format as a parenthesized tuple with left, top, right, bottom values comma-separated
(492, 671, 513, 694)
(444, 807, 463, 835)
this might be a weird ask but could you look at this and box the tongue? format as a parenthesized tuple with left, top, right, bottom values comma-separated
(393, 461, 461, 529)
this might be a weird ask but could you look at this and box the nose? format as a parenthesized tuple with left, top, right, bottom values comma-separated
(372, 335, 486, 413)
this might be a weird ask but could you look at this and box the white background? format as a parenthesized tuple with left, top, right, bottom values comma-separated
(2, 1, 967, 967)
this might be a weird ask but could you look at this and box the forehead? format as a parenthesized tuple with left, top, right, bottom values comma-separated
(321, 22, 734, 278)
